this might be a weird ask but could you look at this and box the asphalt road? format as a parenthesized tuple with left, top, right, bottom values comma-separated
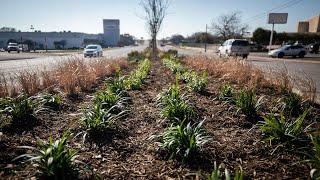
(1, 45, 320, 102)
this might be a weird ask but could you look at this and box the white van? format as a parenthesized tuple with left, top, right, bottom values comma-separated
(218, 39, 250, 58)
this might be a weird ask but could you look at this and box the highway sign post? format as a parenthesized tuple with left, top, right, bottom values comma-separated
(267, 13, 288, 52)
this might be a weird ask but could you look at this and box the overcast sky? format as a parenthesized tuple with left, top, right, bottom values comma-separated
(1, 0, 319, 39)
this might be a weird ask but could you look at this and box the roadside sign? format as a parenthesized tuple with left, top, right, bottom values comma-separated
(268, 13, 288, 24)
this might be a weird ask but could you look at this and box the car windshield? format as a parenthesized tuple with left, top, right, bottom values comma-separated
(86, 46, 97, 49)
(280, 45, 291, 50)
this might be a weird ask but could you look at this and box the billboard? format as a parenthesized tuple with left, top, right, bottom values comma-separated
(267, 13, 288, 24)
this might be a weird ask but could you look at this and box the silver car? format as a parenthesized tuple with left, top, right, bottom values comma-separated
(84, 44, 103, 57)
(268, 44, 306, 58)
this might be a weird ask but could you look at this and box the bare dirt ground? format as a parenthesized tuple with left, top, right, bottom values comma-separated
(0, 58, 319, 179)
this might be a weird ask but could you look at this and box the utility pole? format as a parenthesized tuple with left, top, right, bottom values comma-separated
(205, 24, 207, 52)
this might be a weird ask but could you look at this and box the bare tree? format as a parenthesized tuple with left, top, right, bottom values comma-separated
(140, 0, 169, 60)
(210, 11, 248, 40)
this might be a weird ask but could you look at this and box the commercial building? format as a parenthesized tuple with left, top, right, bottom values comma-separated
(297, 15, 320, 33)
(103, 19, 120, 47)
(0, 19, 120, 49)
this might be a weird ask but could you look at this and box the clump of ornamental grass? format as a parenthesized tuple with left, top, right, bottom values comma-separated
(40, 69, 57, 93)
(281, 91, 303, 116)
(156, 81, 196, 125)
(35, 93, 61, 110)
(235, 89, 263, 117)
(207, 161, 243, 180)
(218, 83, 235, 102)
(299, 135, 320, 179)
(184, 56, 265, 88)
(16, 70, 41, 96)
(257, 110, 309, 149)
(81, 102, 127, 141)
(93, 89, 129, 113)
(152, 119, 210, 162)
(160, 49, 178, 59)
(127, 50, 146, 61)
(0, 93, 46, 122)
(13, 130, 88, 179)
(163, 57, 186, 74)
(104, 77, 128, 97)
(185, 71, 208, 93)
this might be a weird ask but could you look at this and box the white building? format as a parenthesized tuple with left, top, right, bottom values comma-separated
(0, 19, 120, 49)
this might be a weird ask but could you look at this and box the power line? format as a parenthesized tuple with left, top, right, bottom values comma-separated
(244, 0, 303, 24)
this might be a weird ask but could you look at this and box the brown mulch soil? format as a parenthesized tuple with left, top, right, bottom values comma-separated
(0, 58, 319, 179)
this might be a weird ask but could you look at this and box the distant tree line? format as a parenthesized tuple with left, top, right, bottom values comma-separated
(167, 11, 249, 45)
(0, 27, 20, 32)
(252, 27, 320, 45)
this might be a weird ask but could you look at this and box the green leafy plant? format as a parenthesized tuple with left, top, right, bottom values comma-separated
(13, 130, 85, 179)
(156, 82, 195, 125)
(93, 89, 129, 112)
(36, 93, 61, 109)
(207, 161, 243, 180)
(81, 102, 126, 140)
(104, 77, 128, 97)
(153, 119, 210, 161)
(218, 83, 234, 101)
(236, 89, 263, 117)
(300, 135, 320, 179)
(1, 93, 46, 121)
(186, 71, 208, 93)
(282, 91, 302, 115)
(124, 59, 150, 90)
(163, 58, 186, 74)
(257, 110, 308, 144)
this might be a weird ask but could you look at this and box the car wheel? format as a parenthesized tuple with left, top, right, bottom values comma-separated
(298, 52, 305, 58)
(242, 54, 248, 59)
(217, 51, 222, 58)
(18, 51, 20, 53)
(8, 51, 10, 53)
(278, 52, 284, 58)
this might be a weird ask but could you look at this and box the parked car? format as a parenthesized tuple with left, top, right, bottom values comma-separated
(7, 43, 20, 53)
(268, 44, 306, 58)
(83, 44, 103, 57)
(0, 48, 5, 52)
(218, 39, 250, 58)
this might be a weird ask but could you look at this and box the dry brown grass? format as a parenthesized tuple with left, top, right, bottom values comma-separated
(184, 55, 318, 103)
(0, 72, 18, 97)
(54, 56, 128, 95)
(184, 56, 266, 89)
(16, 70, 41, 96)
(0, 56, 128, 98)
(40, 68, 57, 93)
